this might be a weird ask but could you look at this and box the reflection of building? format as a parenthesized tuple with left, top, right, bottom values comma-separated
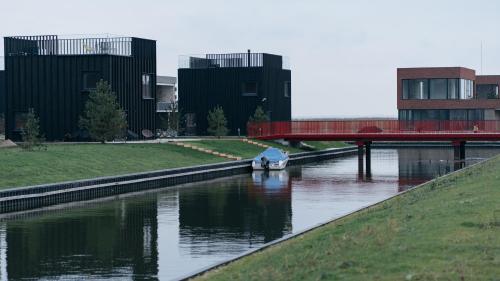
(398, 67, 500, 122)
(178, 51, 291, 135)
(3, 35, 157, 141)
(178, 174, 292, 250)
(4, 196, 159, 280)
(397, 148, 453, 190)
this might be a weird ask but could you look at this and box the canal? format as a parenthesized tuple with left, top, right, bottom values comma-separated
(0, 148, 498, 280)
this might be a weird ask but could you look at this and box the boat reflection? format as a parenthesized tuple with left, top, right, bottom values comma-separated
(251, 170, 290, 191)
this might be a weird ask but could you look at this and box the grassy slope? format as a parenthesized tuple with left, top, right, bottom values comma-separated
(197, 156, 500, 280)
(302, 141, 350, 150)
(0, 140, 349, 189)
(189, 140, 349, 159)
(189, 140, 302, 159)
(0, 143, 221, 189)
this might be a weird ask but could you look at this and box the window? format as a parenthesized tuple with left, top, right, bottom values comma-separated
(460, 79, 474, 99)
(402, 80, 409, 99)
(14, 112, 28, 131)
(448, 79, 459, 99)
(403, 78, 474, 100)
(82, 72, 100, 91)
(142, 74, 153, 99)
(429, 79, 447, 99)
(242, 82, 258, 96)
(284, 81, 291, 98)
(450, 110, 467, 120)
(468, 109, 484, 121)
(476, 84, 499, 99)
(409, 79, 428, 99)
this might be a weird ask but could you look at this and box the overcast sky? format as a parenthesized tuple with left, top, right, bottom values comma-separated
(1, 0, 500, 118)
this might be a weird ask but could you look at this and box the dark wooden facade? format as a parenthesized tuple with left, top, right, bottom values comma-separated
(4, 35, 156, 141)
(178, 53, 291, 135)
(0, 70, 4, 116)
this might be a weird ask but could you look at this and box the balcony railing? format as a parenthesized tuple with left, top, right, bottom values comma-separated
(5, 35, 133, 57)
(179, 53, 289, 69)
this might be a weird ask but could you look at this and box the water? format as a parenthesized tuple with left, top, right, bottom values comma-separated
(0, 148, 499, 280)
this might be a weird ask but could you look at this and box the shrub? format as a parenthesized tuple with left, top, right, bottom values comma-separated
(21, 108, 45, 151)
(207, 106, 228, 137)
(79, 80, 127, 143)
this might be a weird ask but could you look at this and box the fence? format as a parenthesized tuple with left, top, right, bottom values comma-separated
(247, 120, 500, 138)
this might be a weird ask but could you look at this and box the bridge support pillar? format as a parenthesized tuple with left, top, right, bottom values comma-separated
(452, 141, 466, 161)
(356, 141, 372, 177)
(365, 141, 372, 177)
(357, 142, 364, 175)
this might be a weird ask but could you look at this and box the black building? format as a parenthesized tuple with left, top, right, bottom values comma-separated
(4, 35, 157, 141)
(0, 69, 5, 117)
(178, 51, 291, 135)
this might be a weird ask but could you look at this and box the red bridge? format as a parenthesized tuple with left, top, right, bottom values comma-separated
(248, 120, 500, 174)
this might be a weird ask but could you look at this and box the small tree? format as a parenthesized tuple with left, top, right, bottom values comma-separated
(168, 103, 181, 133)
(248, 106, 269, 122)
(21, 108, 45, 151)
(79, 80, 127, 143)
(207, 106, 228, 137)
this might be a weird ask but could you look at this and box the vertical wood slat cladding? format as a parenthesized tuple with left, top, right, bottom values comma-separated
(4, 37, 156, 141)
(0, 71, 5, 116)
(178, 53, 291, 135)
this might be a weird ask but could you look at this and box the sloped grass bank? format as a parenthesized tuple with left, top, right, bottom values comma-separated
(196, 156, 500, 280)
(0, 143, 221, 189)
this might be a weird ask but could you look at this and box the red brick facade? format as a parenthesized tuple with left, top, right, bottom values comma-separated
(397, 67, 500, 110)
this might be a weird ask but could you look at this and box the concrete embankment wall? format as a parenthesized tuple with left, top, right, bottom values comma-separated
(0, 147, 356, 214)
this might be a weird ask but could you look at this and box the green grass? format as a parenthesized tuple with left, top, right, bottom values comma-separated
(189, 140, 348, 159)
(0, 140, 350, 189)
(302, 141, 350, 150)
(189, 140, 303, 159)
(197, 155, 500, 280)
(0, 143, 222, 189)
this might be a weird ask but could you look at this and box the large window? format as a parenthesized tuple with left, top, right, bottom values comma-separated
(476, 84, 499, 99)
(408, 79, 428, 99)
(399, 109, 485, 121)
(142, 74, 153, 99)
(402, 78, 474, 100)
(429, 79, 447, 99)
(448, 79, 459, 99)
(460, 79, 474, 99)
(242, 81, 258, 96)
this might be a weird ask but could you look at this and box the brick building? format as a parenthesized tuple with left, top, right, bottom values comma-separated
(397, 67, 500, 121)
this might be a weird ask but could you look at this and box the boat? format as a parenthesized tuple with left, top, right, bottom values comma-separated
(252, 147, 289, 170)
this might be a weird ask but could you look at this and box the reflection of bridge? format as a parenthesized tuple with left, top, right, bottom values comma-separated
(248, 120, 500, 175)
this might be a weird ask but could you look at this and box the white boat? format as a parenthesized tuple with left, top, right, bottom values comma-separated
(252, 147, 289, 170)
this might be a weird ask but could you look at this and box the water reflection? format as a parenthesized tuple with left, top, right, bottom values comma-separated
(0, 148, 498, 280)
(3, 198, 160, 280)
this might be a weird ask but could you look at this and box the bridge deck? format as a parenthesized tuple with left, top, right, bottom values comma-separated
(248, 120, 500, 142)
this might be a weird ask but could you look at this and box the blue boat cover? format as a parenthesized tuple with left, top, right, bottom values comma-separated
(253, 147, 288, 162)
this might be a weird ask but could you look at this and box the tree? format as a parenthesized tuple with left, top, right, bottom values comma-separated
(21, 108, 45, 151)
(207, 106, 228, 137)
(248, 106, 269, 122)
(79, 80, 127, 143)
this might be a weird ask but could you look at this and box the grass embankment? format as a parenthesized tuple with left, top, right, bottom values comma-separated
(0, 140, 347, 189)
(0, 143, 221, 189)
(197, 156, 500, 280)
(189, 140, 348, 159)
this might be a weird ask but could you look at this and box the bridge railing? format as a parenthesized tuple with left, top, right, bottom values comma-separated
(247, 120, 500, 138)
